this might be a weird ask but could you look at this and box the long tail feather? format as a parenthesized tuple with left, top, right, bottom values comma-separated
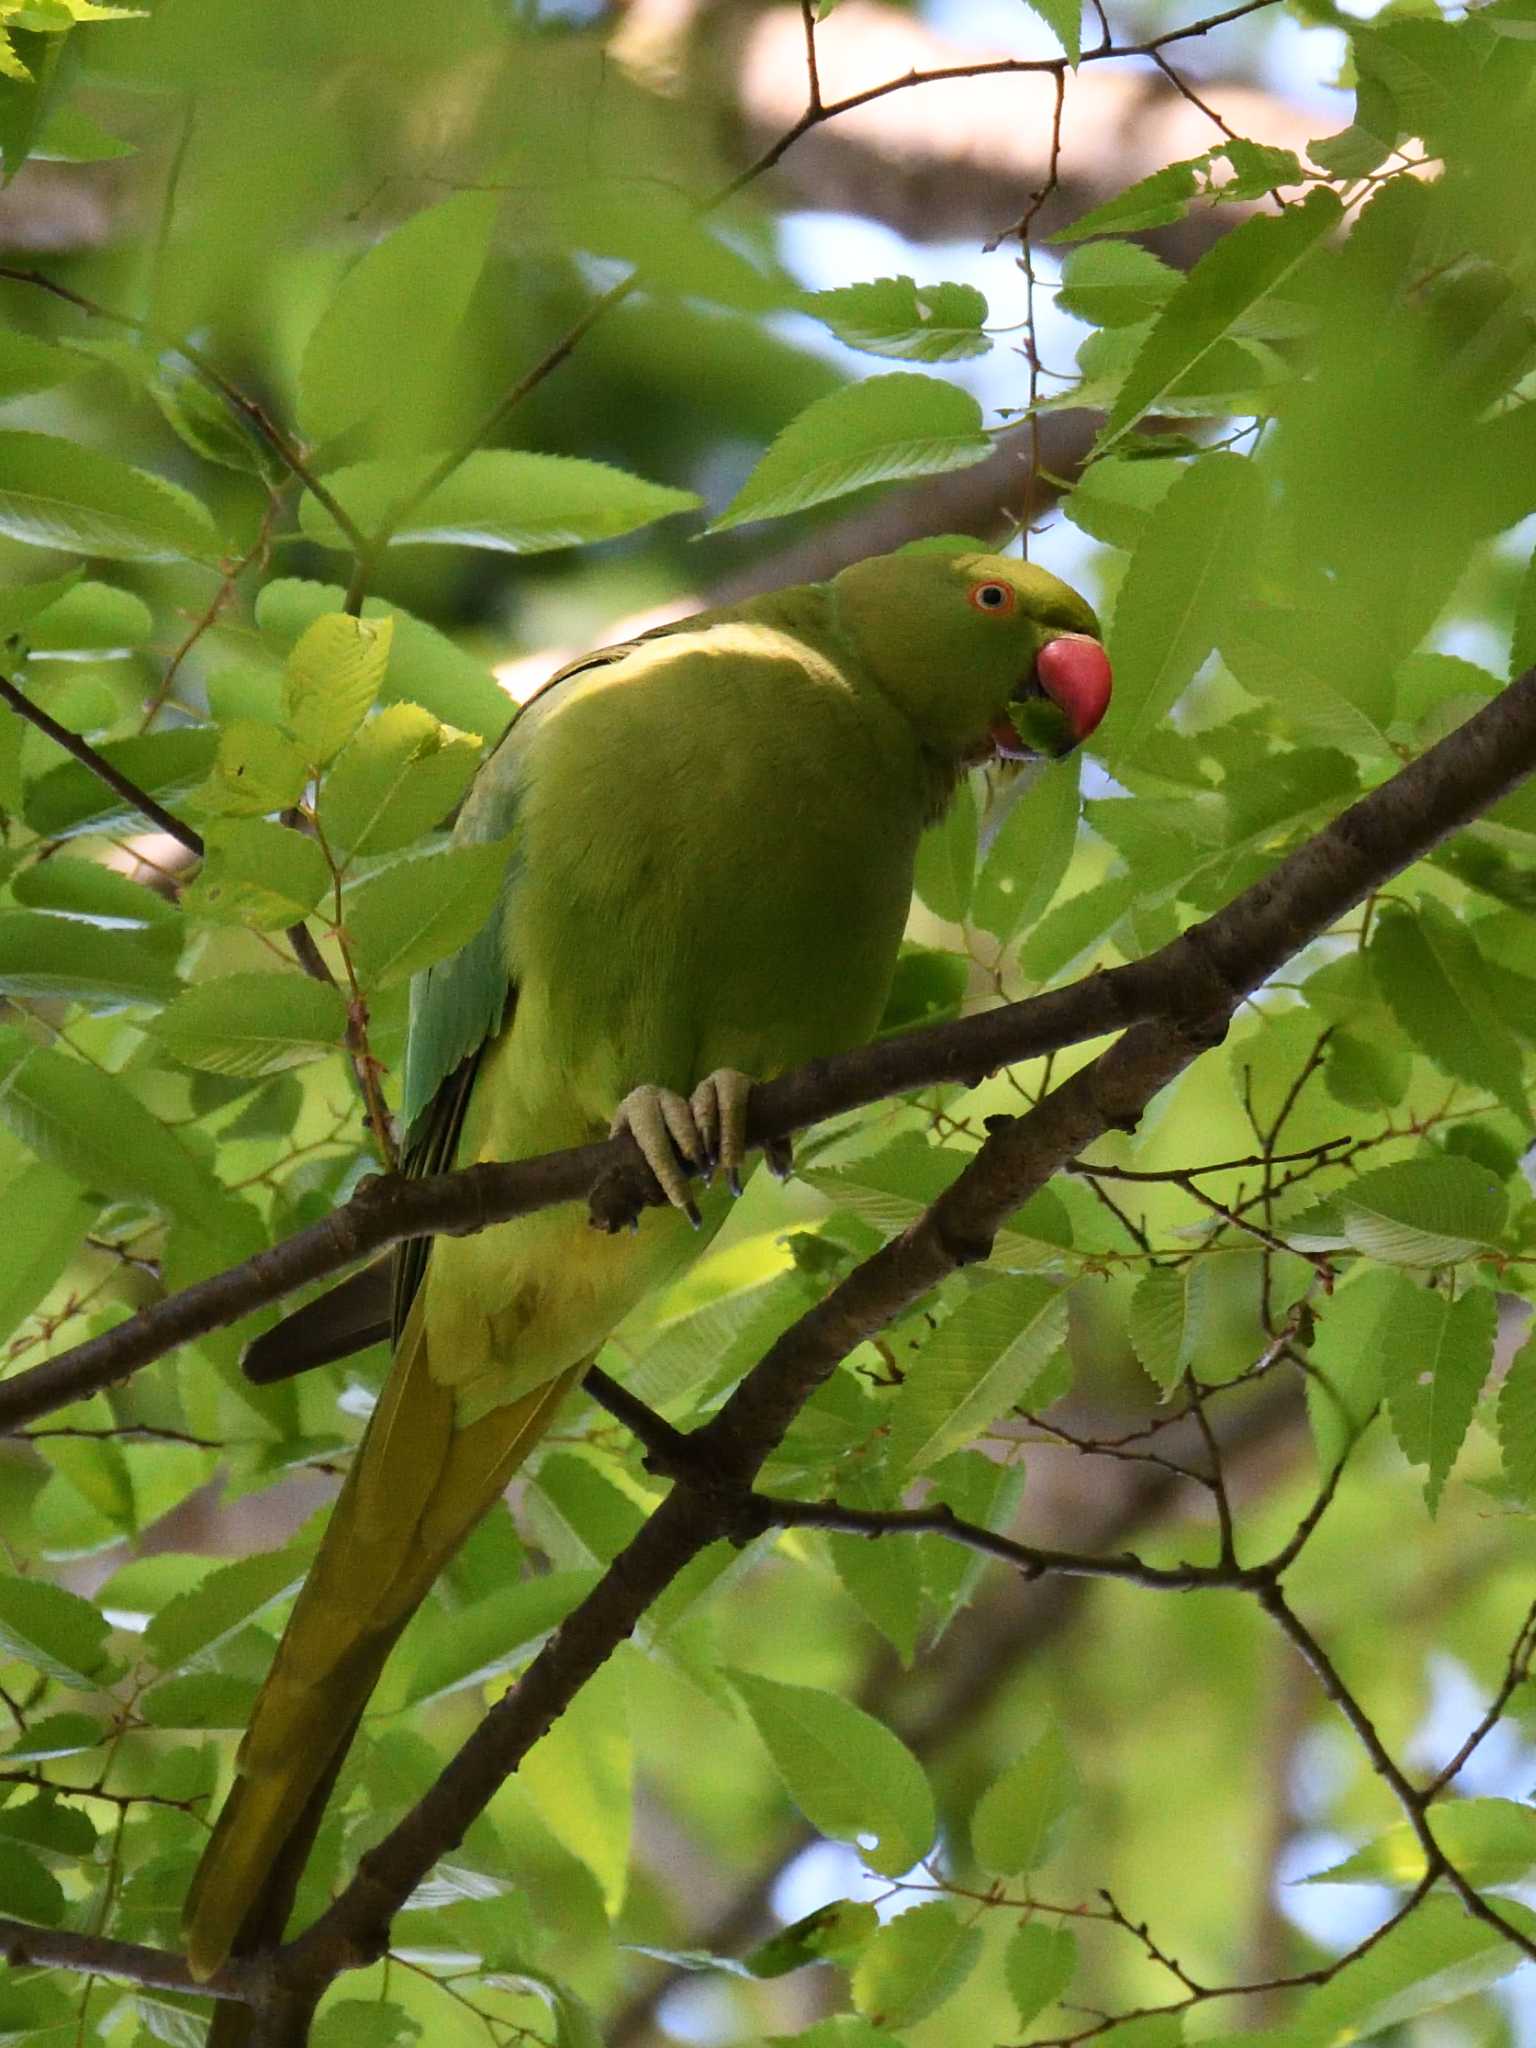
(185, 1293, 580, 1985)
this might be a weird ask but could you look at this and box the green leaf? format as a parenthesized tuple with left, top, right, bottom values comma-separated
(1498, 1332, 1536, 1506)
(0, 325, 86, 402)
(1023, 0, 1080, 62)
(256, 579, 512, 742)
(345, 837, 513, 988)
(1310, 1799, 1536, 1890)
(971, 1720, 1079, 1873)
(301, 450, 700, 553)
(1282, 1894, 1536, 2044)
(888, 1274, 1068, 1473)
(520, 1652, 632, 1915)
(851, 1900, 983, 2028)
(0, 1574, 111, 1687)
(1057, 242, 1179, 330)
(143, 1546, 312, 1673)
(1384, 1282, 1496, 1513)
(390, 1571, 596, 1711)
(1128, 1263, 1210, 1393)
(1097, 189, 1341, 452)
(0, 1025, 228, 1225)
(730, 1668, 934, 1876)
(11, 858, 180, 950)
(0, 1838, 65, 1926)
(0, 431, 220, 561)
(282, 611, 394, 765)
(196, 720, 311, 818)
(182, 819, 331, 930)
(299, 190, 498, 443)
(747, 1899, 879, 1977)
(708, 374, 993, 532)
(0, 1163, 91, 1351)
(1370, 902, 1531, 1127)
(913, 784, 977, 922)
(1006, 1922, 1077, 2028)
(319, 702, 482, 859)
(1061, 457, 1180, 553)
(0, 566, 83, 641)
(0, 1712, 103, 1763)
(23, 727, 217, 839)
(973, 757, 1082, 945)
(1216, 139, 1308, 201)
(1100, 454, 1264, 771)
(1338, 1157, 1508, 1266)
(147, 974, 347, 1078)
(312, 2002, 421, 2048)
(0, 912, 177, 1007)
(804, 277, 991, 362)
(1056, 162, 1201, 242)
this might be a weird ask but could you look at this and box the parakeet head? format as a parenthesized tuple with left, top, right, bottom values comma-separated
(830, 545, 1111, 767)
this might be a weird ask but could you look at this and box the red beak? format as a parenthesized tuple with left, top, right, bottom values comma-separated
(988, 633, 1114, 760)
(1035, 633, 1112, 744)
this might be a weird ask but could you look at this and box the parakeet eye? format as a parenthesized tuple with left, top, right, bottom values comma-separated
(969, 581, 1015, 614)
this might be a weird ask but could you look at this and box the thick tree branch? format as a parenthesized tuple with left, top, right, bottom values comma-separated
(0, 1918, 249, 2000)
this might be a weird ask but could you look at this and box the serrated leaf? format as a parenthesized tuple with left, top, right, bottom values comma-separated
(11, 857, 181, 947)
(747, 1899, 879, 1977)
(299, 190, 498, 444)
(1370, 902, 1532, 1127)
(805, 277, 991, 362)
(319, 702, 481, 859)
(23, 727, 217, 839)
(301, 450, 699, 553)
(0, 1712, 103, 1763)
(1338, 1157, 1508, 1266)
(971, 1721, 1079, 1873)
(1006, 1922, 1077, 2027)
(1283, 1894, 1536, 2044)
(143, 1546, 312, 1672)
(312, 2001, 421, 2048)
(147, 974, 347, 1078)
(1057, 162, 1202, 242)
(730, 1669, 934, 1876)
(390, 1571, 596, 1711)
(0, 431, 220, 561)
(0, 1160, 95, 1347)
(1100, 454, 1264, 771)
(0, 912, 177, 1007)
(345, 837, 512, 988)
(1384, 1282, 1496, 1513)
(0, 1575, 110, 1687)
(521, 1652, 632, 1914)
(913, 784, 976, 922)
(1097, 189, 1341, 452)
(182, 819, 331, 930)
(0, 1838, 65, 1925)
(1057, 242, 1179, 330)
(851, 1900, 982, 2028)
(196, 720, 311, 819)
(256, 579, 512, 742)
(973, 755, 1081, 945)
(1128, 1263, 1209, 1393)
(138, 1672, 259, 1729)
(0, 325, 87, 401)
(1498, 1333, 1536, 1505)
(1309, 1799, 1536, 1890)
(1061, 457, 1180, 553)
(282, 612, 394, 765)
(888, 1275, 1068, 1473)
(0, 1025, 227, 1225)
(25, 579, 152, 658)
(1023, 0, 1080, 61)
(709, 374, 992, 532)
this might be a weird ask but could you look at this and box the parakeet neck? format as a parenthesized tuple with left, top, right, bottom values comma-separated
(735, 583, 962, 822)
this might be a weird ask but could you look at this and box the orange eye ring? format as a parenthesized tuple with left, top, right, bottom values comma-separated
(968, 581, 1016, 615)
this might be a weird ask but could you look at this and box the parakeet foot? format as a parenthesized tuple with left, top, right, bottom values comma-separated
(610, 1069, 762, 1221)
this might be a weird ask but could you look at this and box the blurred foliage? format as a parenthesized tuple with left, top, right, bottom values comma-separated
(2, 1, 1536, 2045)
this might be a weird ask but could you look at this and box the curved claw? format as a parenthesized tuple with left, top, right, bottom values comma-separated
(690, 1069, 753, 1196)
(611, 1085, 703, 1227)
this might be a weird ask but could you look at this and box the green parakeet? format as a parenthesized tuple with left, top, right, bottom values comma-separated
(182, 545, 1111, 2001)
